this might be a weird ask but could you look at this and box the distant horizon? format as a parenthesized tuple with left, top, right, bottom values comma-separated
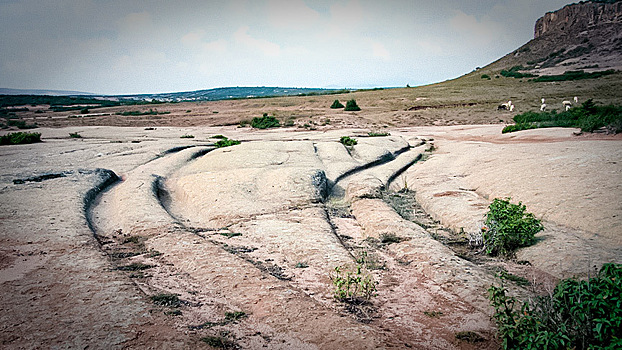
(1, 1, 571, 95)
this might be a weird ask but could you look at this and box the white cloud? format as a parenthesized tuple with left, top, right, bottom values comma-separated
(181, 30, 227, 53)
(371, 41, 390, 60)
(234, 26, 281, 57)
(267, 0, 320, 29)
(449, 10, 503, 45)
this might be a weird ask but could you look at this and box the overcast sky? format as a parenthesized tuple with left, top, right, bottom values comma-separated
(0, 0, 572, 95)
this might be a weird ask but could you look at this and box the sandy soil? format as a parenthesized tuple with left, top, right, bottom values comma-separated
(0, 124, 620, 349)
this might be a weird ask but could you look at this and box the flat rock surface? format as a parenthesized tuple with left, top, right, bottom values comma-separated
(0, 125, 620, 348)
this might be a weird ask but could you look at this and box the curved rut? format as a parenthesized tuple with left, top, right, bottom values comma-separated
(87, 136, 504, 349)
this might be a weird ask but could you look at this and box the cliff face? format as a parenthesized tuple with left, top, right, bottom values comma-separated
(535, 1, 622, 38)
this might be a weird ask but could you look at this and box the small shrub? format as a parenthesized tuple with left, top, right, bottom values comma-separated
(224, 311, 247, 323)
(482, 198, 543, 257)
(340, 136, 357, 146)
(481, 74, 491, 79)
(150, 293, 182, 307)
(180, 134, 194, 138)
(380, 233, 403, 244)
(251, 115, 280, 129)
(344, 99, 361, 111)
(211, 134, 227, 139)
(69, 132, 82, 138)
(368, 131, 390, 137)
(489, 263, 622, 350)
(80, 108, 89, 114)
(214, 137, 241, 148)
(330, 264, 377, 303)
(330, 99, 345, 109)
(200, 336, 234, 349)
(0, 132, 42, 145)
(295, 262, 309, 268)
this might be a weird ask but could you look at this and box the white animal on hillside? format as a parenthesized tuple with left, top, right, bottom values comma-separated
(510, 104, 515, 112)
(574, 96, 579, 103)
(498, 100, 513, 111)
(541, 98, 546, 104)
(562, 100, 572, 111)
(541, 103, 547, 111)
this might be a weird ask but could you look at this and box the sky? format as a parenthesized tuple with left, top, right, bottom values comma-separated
(0, 0, 572, 95)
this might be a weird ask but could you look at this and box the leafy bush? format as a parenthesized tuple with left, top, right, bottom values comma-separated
(340, 136, 357, 146)
(330, 99, 345, 109)
(251, 115, 280, 129)
(330, 264, 377, 303)
(69, 132, 82, 138)
(482, 198, 543, 257)
(215, 137, 241, 148)
(0, 132, 42, 145)
(489, 263, 622, 350)
(504, 100, 622, 134)
(481, 74, 491, 79)
(344, 99, 361, 111)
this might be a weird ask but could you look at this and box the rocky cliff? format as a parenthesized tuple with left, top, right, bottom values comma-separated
(535, 1, 622, 38)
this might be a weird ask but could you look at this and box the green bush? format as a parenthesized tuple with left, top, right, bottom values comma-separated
(489, 263, 622, 350)
(0, 132, 42, 145)
(482, 198, 542, 257)
(481, 74, 491, 79)
(339, 136, 357, 146)
(251, 115, 280, 129)
(330, 100, 344, 109)
(214, 137, 241, 148)
(330, 264, 377, 303)
(180, 134, 194, 138)
(344, 99, 361, 111)
(69, 132, 82, 138)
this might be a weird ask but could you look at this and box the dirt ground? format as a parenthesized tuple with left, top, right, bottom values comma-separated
(0, 124, 620, 349)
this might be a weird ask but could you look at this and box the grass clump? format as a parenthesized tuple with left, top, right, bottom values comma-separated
(481, 198, 542, 257)
(211, 134, 227, 139)
(0, 132, 41, 145)
(150, 293, 182, 307)
(344, 99, 361, 111)
(69, 132, 82, 138)
(330, 264, 377, 303)
(200, 336, 234, 349)
(251, 113, 280, 129)
(340, 136, 357, 146)
(214, 137, 241, 148)
(116, 262, 154, 271)
(180, 134, 194, 138)
(330, 99, 345, 109)
(295, 262, 309, 268)
(503, 99, 622, 134)
(224, 311, 247, 323)
(481, 74, 491, 80)
(380, 233, 403, 244)
(367, 131, 390, 137)
(489, 263, 622, 350)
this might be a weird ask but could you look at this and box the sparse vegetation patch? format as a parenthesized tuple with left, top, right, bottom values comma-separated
(503, 99, 622, 134)
(214, 137, 241, 148)
(331, 264, 377, 303)
(489, 263, 622, 350)
(0, 131, 41, 145)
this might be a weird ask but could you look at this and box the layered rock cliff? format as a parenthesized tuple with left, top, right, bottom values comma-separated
(535, 1, 622, 38)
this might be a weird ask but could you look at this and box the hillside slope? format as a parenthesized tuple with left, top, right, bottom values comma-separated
(481, 1, 622, 76)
